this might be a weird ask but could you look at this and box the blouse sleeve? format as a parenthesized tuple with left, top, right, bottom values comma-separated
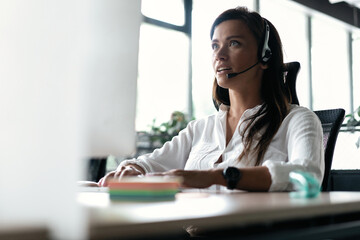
(118, 120, 196, 173)
(262, 107, 325, 192)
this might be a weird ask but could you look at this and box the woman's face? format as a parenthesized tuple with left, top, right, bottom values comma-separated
(211, 19, 263, 89)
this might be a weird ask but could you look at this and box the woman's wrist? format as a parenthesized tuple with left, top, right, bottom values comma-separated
(210, 168, 227, 186)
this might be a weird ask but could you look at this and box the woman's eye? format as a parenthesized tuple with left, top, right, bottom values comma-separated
(230, 40, 240, 47)
(211, 43, 219, 50)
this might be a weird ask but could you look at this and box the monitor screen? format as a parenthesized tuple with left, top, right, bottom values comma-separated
(79, 1, 139, 158)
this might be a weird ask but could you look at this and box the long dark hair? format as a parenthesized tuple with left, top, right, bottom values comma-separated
(211, 7, 290, 166)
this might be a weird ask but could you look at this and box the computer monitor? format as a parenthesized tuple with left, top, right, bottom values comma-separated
(0, 1, 141, 239)
(79, 1, 139, 158)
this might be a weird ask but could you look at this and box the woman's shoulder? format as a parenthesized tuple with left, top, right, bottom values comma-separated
(288, 104, 317, 117)
(188, 112, 218, 126)
(285, 104, 321, 126)
(185, 110, 225, 134)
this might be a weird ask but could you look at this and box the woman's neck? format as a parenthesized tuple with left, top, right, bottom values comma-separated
(228, 89, 262, 119)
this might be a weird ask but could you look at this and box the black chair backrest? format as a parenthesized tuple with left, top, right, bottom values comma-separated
(314, 108, 345, 191)
(284, 61, 300, 105)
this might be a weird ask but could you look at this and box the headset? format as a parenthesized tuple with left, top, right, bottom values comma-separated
(226, 18, 273, 79)
(260, 19, 272, 64)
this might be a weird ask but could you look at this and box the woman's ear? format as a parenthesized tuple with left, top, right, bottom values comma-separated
(260, 62, 269, 70)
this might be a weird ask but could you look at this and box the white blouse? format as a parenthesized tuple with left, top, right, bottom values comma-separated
(120, 104, 324, 192)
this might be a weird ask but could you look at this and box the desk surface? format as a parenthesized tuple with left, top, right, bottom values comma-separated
(78, 191, 360, 239)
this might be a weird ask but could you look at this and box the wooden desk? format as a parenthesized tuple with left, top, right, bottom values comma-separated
(78, 191, 360, 240)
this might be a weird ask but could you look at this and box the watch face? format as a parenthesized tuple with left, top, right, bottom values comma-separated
(224, 167, 242, 190)
(226, 167, 240, 180)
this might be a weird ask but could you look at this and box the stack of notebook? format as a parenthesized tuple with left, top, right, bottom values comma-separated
(108, 176, 181, 201)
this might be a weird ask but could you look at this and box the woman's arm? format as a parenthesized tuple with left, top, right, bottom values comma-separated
(98, 120, 198, 186)
(233, 166, 271, 191)
(156, 166, 272, 191)
(119, 119, 199, 174)
(262, 107, 324, 191)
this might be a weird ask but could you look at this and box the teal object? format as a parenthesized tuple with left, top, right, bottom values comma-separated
(289, 170, 321, 198)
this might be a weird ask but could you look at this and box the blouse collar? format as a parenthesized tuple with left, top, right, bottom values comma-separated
(218, 104, 264, 118)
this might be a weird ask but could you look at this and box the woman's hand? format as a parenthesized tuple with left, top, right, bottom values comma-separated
(98, 164, 145, 187)
(151, 169, 222, 189)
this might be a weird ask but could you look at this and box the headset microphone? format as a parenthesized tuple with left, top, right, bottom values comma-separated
(226, 61, 260, 78)
(226, 19, 272, 79)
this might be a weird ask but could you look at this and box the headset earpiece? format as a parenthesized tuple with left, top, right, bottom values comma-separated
(261, 19, 272, 64)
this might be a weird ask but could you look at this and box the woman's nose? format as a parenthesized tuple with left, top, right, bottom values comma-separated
(214, 46, 228, 61)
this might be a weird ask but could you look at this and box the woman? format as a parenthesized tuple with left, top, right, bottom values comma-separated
(99, 7, 324, 192)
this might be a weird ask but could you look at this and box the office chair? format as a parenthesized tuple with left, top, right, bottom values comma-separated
(284, 61, 300, 105)
(87, 157, 107, 182)
(314, 108, 345, 191)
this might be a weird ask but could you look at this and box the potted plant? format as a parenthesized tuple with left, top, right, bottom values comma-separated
(135, 111, 194, 156)
(345, 106, 360, 127)
(149, 111, 193, 148)
(345, 106, 360, 148)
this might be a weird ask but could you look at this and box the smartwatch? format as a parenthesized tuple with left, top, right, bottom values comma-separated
(223, 167, 242, 190)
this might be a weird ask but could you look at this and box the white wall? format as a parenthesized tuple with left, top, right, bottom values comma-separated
(0, 0, 141, 239)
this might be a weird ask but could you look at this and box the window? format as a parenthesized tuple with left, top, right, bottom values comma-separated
(311, 14, 350, 112)
(260, 0, 310, 108)
(136, 23, 189, 131)
(141, 0, 185, 26)
(353, 30, 360, 110)
(136, 0, 190, 131)
(332, 29, 360, 170)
